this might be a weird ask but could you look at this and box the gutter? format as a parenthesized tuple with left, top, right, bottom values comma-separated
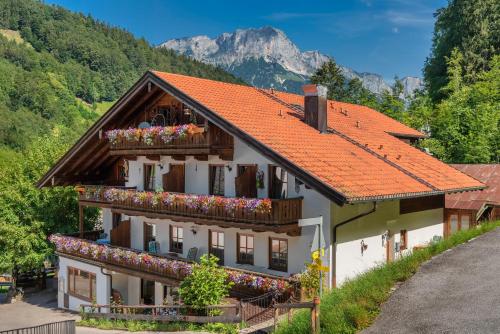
(332, 202, 377, 288)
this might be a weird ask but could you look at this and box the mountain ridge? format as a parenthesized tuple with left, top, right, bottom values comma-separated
(160, 26, 423, 98)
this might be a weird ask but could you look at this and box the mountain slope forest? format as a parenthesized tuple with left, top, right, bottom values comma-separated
(0, 0, 243, 274)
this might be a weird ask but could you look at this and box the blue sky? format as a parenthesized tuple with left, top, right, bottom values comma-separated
(45, 0, 446, 80)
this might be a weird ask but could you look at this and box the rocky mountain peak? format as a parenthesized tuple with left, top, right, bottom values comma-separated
(160, 26, 423, 98)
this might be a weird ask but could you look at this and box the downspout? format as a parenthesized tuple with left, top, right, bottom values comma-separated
(332, 202, 377, 288)
(101, 267, 112, 309)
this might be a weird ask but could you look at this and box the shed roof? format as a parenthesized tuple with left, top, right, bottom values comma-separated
(445, 164, 499, 210)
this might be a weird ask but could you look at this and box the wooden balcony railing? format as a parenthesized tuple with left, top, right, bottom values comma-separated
(78, 186, 302, 234)
(105, 124, 233, 159)
(50, 234, 294, 296)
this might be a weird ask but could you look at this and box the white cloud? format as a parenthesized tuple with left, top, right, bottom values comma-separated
(382, 10, 433, 26)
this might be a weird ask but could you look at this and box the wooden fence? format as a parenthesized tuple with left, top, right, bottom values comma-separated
(80, 304, 241, 323)
(273, 296, 321, 334)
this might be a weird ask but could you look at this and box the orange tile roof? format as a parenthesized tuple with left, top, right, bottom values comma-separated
(152, 71, 484, 202)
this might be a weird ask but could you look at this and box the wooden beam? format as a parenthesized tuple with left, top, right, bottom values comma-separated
(110, 207, 301, 236)
(116, 89, 164, 128)
(194, 155, 208, 161)
(64, 142, 108, 175)
(77, 144, 111, 175)
(110, 148, 211, 156)
(172, 155, 186, 161)
(146, 155, 161, 161)
(79, 205, 84, 238)
(112, 86, 160, 128)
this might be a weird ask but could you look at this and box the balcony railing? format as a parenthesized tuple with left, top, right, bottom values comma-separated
(77, 186, 303, 230)
(50, 234, 293, 295)
(103, 124, 233, 158)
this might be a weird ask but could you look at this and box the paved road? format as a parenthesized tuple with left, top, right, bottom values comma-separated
(363, 227, 500, 334)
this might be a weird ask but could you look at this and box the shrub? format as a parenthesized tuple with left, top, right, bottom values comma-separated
(179, 254, 233, 309)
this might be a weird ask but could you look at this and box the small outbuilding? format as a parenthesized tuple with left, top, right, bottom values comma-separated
(445, 164, 499, 236)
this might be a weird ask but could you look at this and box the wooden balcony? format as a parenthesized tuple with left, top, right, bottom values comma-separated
(78, 186, 303, 235)
(106, 124, 233, 160)
(51, 234, 294, 296)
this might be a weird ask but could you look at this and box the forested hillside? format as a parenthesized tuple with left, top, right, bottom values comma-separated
(0, 0, 243, 274)
(0, 0, 242, 151)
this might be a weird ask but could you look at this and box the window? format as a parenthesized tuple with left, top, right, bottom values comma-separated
(209, 230, 224, 265)
(269, 238, 288, 272)
(268, 165, 288, 199)
(170, 225, 183, 254)
(237, 234, 254, 265)
(209, 165, 225, 196)
(400, 230, 408, 251)
(143, 164, 156, 191)
(68, 267, 96, 301)
(144, 222, 157, 252)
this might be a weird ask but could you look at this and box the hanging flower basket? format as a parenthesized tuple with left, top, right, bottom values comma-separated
(103, 188, 273, 215)
(49, 234, 291, 294)
(104, 124, 204, 146)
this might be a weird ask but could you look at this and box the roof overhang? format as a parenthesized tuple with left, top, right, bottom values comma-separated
(37, 71, 486, 206)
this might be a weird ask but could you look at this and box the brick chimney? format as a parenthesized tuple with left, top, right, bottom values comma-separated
(302, 84, 328, 133)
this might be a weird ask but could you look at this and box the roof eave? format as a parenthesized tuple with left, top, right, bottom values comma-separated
(37, 72, 154, 188)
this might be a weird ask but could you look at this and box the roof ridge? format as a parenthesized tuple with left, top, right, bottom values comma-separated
(327, 128, 441, 192)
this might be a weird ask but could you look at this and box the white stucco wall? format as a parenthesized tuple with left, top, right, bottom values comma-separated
(113, 137, 332, 277)
(111, 272, 129, 304)
(333, 200, 443, 285)
(57, 256, 110, 311)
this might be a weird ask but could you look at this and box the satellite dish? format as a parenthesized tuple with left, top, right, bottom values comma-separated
(138, 121, 151, 129)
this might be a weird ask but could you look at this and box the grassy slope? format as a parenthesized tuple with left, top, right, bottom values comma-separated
(276, 221, 500, 334)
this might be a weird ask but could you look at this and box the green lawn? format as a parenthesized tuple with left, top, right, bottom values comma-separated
(275, 221, 500, 334)
(94, 101, 116, 115)
(78, 318, 238, 333)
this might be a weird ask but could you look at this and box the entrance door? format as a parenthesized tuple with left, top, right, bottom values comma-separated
(141, 279, 155, 305)
(163, 164, 185, 193)
(235, 165, 257, 198)
(386, 231, 395, 263)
